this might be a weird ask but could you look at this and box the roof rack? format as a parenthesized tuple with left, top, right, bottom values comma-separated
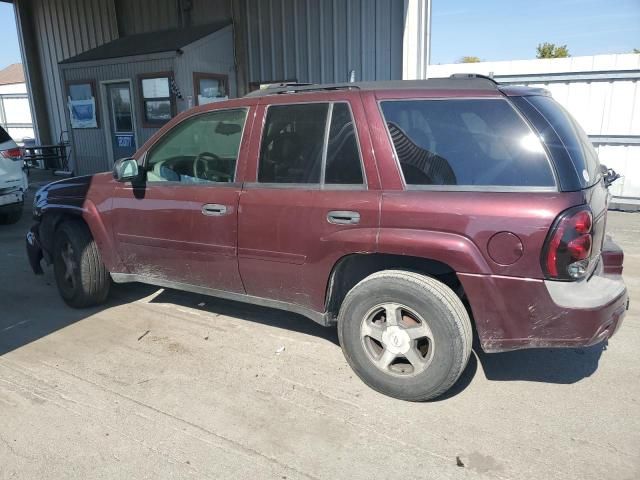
(245, 83, 360, 98)
(244, 77, 501, 98)
(449, 73, 499, 85)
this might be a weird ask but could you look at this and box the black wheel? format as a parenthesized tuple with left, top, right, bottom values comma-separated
(53, 220, 111, 308)
(338, 270, 472, 401)
(0, 205, 22, 225)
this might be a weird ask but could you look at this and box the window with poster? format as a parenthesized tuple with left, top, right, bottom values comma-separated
(138, 73, 176, 127)
(67, 80, 98, 129)
(193, 73, 229, 105)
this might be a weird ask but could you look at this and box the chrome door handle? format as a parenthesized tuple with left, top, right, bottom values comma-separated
(202, 204, 228, 216)
(327, 210, 361, 225)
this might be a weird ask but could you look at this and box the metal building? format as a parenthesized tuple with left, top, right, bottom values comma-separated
(7, 0, 432, 175)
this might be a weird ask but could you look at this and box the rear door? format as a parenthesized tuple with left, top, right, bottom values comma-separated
(111, 106, 251, 293)
(238, 94, 380, 312)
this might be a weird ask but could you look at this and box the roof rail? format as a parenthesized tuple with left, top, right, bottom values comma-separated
(245, 83, 360, 98)
(449, 73, 499, 85)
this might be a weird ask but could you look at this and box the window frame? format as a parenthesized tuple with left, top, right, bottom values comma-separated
(65, 79, 100, 129)
(378, 97, 559, 193)
(251, 101, 367, 190)
(193, 72, 229, 105)
(138, 72, 177, 128)
(142, 107, 250, 187)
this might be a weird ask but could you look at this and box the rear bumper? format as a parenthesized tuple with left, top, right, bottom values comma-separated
(26, 223, 44, 274)
(0, 189, 23, 210)
(460, 240, 629, 353)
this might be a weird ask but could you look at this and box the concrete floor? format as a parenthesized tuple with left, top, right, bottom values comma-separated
(1, 181, 639, 480)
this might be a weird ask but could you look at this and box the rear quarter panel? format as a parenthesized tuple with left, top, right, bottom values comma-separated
(379, 190, 584, 278)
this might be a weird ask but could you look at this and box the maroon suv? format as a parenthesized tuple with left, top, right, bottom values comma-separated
(26, 77, 629, 401)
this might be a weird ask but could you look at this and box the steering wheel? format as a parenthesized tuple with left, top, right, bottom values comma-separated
(193, 151, 231, 182)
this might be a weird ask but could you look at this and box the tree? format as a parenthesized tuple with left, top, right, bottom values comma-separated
(459, 56, 481, 63)
(634, 48, 640, 54)
(536, 43, 570, 59)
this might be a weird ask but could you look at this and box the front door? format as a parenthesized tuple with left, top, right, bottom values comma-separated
(111, 107, 251, 293)
(106, 82, 137, 159)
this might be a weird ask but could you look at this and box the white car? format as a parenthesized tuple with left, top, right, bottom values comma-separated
(0, 126, 28, 224)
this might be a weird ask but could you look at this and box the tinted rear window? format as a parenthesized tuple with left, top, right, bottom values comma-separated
(258, 103, 328, 184)
(522, 95, 600, 188)
(380, 99, 555, 188)
(0, 126, 11, 144)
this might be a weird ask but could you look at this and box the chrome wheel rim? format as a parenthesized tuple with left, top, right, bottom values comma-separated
(360, 303, 435, 377)
(59, 242, 77, 289)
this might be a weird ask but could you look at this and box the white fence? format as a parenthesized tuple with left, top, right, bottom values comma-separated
(428, 54, 640, 204)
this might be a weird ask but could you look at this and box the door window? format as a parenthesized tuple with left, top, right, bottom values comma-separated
(146, 109, 247, 184)
(258, 103, 328, 184)
(110, 87, 133, 133)
(258, 102, 364, 185)
(324, 103, 364, 185)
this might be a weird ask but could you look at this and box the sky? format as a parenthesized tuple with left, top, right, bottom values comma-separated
(0, 2, 20, 68)
(0, 0, 639, 70)
(431, 0, 640, 64)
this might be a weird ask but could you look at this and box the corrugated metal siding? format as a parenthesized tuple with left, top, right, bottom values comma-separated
(115, 0, 178, 35)
(191, 0, 231, 26)
(62, 56, 174, 175)
(16, 0, 118, 144)
(237, 0, 404, 84)
(175, 26, 237, 103)
(115, 0, 230, 35)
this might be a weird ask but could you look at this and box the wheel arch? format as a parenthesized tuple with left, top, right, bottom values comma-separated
(40, 200, 122, 272)
(325, 253, 468, 324)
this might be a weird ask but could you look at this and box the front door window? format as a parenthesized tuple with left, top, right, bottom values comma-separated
(145, 109, 247, 184)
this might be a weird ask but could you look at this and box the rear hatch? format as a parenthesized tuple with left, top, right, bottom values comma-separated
(510, 93, 609, 269)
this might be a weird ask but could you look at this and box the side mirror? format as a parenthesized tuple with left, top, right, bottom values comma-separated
(113, 157, 140, 182)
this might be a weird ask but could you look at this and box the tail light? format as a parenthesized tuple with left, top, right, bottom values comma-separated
(542, 206, 593, 280)
(0, 147, 22, 161)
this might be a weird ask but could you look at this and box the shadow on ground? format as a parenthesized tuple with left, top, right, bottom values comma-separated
(438, 334, 606, 400)
(147, 286, 340, 346)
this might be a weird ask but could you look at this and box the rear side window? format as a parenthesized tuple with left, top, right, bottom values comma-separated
(258, 103, 328, 183)
(522, 95, 600, 188)
(381, 99, 555, 188)
(325, 103, 364, 185)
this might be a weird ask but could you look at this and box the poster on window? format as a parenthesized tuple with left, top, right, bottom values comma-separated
(68, 97, 97, 128)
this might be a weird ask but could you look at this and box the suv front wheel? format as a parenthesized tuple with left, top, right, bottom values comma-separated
(338, 270, 472, 401)
(53, 220, 111, 308)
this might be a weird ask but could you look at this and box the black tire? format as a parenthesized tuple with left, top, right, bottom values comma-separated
(53, 220, 111, 308)
(338, 270, 472, 401)
(0, 206, 22, 225)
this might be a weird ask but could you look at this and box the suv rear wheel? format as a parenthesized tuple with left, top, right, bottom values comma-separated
(338, 270, 472, 401)
(53, 220, 111, 308)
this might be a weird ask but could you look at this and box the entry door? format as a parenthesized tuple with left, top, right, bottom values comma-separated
(111, 107, 251, 293)
(238, 100, 380, 312)
(106, 82, 137, 159)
